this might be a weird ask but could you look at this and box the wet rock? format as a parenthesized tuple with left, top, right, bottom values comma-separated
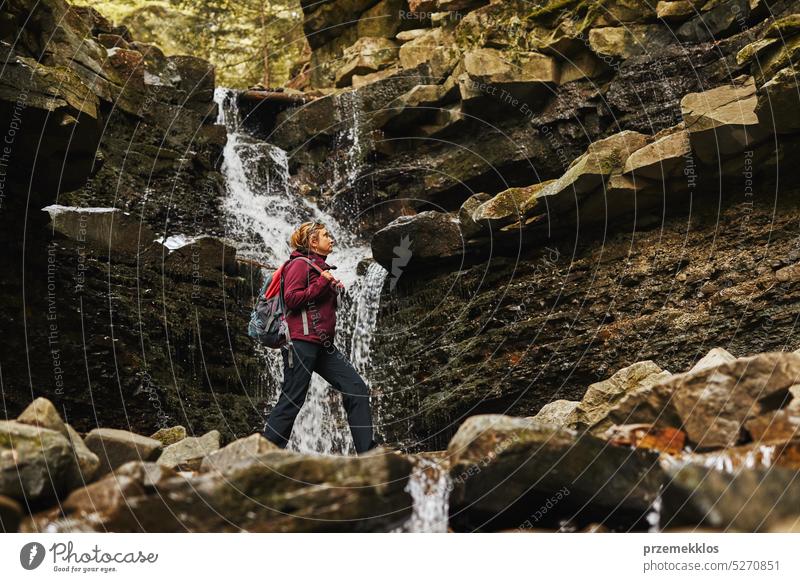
(43, 206, 157, 257)
(84, 428, 163, 476)
(666, 351, 800, 449)
(744, 410, 800, 444)
(150, 426, 187, 446)
(157, 430, 221, 471)
(680, 75, 768, 163)
(447, 415, 665, 531)
(25, 449, 414, 532)
(0, 420, 75, 503)
(684, 439, 800, 472)
(16, 397, 69, 439)
(371, 211, 464, 271)
(163, 235, 238, 277)
(0, 495, 23, 532)
(200, 433, 279, 474)
(661, 460, 800, 531)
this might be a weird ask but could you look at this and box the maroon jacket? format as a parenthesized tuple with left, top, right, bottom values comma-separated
(282, 248, 341, 345)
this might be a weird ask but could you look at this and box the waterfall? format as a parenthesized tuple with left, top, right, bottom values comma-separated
(393, 457, 451, 533)
(214, 88, 383, 455)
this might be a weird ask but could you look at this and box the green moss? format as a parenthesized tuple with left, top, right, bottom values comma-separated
(765, 14, 800, 39)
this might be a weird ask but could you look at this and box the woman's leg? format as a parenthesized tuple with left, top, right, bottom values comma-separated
(262, 340, 320, 448)
(314, 344, 376, 454)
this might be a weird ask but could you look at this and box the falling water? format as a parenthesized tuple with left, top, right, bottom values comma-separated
(214, 88, 382, 455)
(393, 457, 451, 533)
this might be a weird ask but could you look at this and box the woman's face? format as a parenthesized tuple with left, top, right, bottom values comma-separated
(310, 227, 334, 255)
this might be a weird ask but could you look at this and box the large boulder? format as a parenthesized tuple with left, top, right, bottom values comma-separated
(680, 75, 768, 163)
(200, 433, 279, 474)
(623, 128, 692, 181)
(534, 130, 650, 216)
(156, 430, 221, 471)
(457, 48, 559, 110)
(63, 424, 100, 491)
(371, 211, 464, 272)
(665, 351, 800, 449)
(16, 397, 69, 439)
(447, 415, 665, 531)
(661, 460, 800, 531)
(0, 420, 75, 503)
(84, 428, 163, 476)
(755, 66, 800, 135)
(335, 37, 399, 87)
(567, 360, 673, 435)
(23, 450, 414, 532)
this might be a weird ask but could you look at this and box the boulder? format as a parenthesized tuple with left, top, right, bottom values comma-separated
(371, 211, 463, 272)
(24, 450, 414, 532)
(64, 424, 100, 491)
(16, 397, 69, 439)
(398, 27, 460, 80)
(447, 415, 665, 531)
(84, 428, 163, 476)
(744, 410, 800, 444)
(150, 426, 187, 446)
(688, 347, 736, 372)
(0, 495, 23, 532)
(665, 351, 800, 449)
(0, 420, 75, 503)
(200, 433, 279, 473)
(589, 25, 672, 60)
(568, 360, 673, 435)
(457, 48, 559, 108)
(471, 183, 545, 229)
(755, 66, 800, 135)
(623, 129, 692, 180)
(156, 430, 221, 471)
(43, 206, 157, 257)
(457, 192, 492, 238)
(661, 460, 800, 531)
(680, 76, 768, 163)
(357, 0, 406, 39)
(335, 37, 399, 88)
(603, 423, 686, 455)
(656, 0, 697, 22)
(534, 131, 650, 215)
(530, 399, 579, 426)
(675, 0, 749, 43)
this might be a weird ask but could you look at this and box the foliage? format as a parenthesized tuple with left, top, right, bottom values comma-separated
(72, 0, 309, 89)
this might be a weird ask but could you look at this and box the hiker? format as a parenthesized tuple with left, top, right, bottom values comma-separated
(262, 221, 378, 454)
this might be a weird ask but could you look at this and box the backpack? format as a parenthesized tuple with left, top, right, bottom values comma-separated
(247, 256, 325, 367)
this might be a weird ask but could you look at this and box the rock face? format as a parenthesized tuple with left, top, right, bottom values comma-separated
(0, 0, 265, 442)
(447, 415, 665, 531)
(23, 446, 414, 532)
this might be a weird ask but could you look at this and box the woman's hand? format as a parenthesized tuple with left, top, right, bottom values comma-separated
(321, 269, 344, 290)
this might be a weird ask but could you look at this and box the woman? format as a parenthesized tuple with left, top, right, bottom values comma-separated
(262, 221, 378, 454)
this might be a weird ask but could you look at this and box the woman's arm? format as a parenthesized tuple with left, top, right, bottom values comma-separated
(282, 260, 332, 310)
